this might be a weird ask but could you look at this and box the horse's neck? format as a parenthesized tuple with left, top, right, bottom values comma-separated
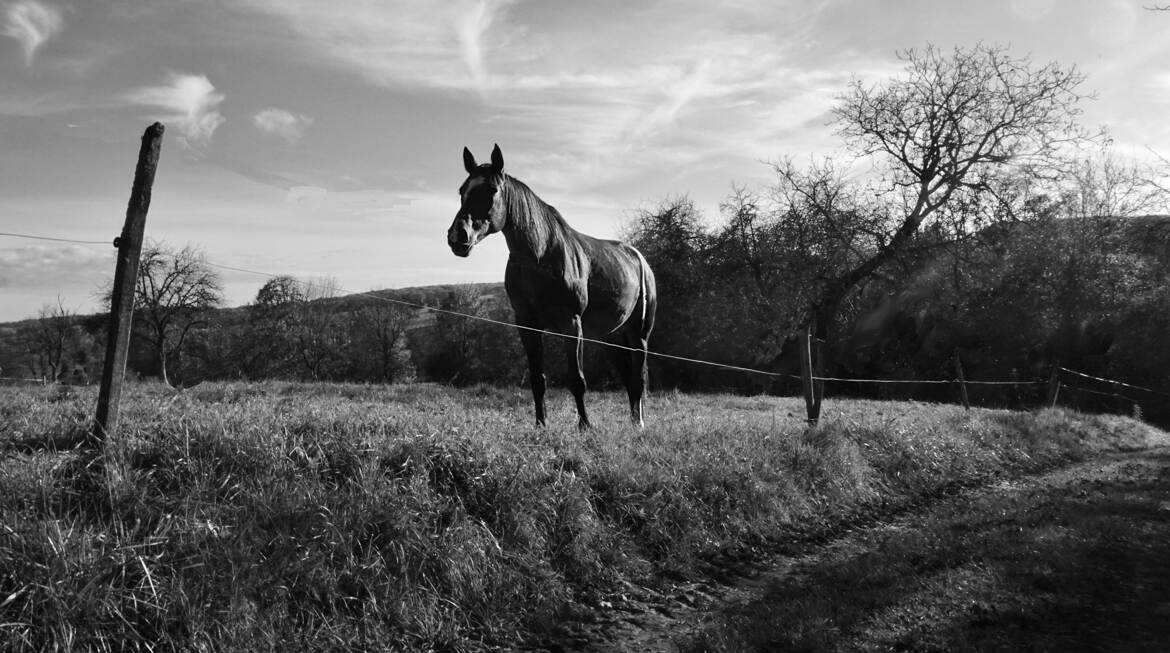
(501, 177, 570, 261)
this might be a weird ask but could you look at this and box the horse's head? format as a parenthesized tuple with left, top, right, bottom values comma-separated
(448, 144, 506, 257)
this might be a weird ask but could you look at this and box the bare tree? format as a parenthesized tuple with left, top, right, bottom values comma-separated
(293, 275, 346, 380)
(799, 45, 1088, 332)
(350, 301, 414, 383)
(22, 297, 94, 383)
(1059, 147, 1170, 219)
(759, 44, 1091, 420)
(126, 242, 223, 385)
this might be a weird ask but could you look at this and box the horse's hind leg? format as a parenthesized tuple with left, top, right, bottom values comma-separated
(565, 316, 590, 429)
(627, 336, 648, 428)
(518, 328, 547, 426)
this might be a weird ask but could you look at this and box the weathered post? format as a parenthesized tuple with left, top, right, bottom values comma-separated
(1045, 364, 1061, 409)
(799, 326, 814, 425)
(953, 351, 970, 410)
(811, 333, 825, 423)
(800, 326, 824, 426)
(91, 123, 165, 447)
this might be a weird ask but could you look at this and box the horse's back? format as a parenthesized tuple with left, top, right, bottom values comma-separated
(504, 224, 652, 339)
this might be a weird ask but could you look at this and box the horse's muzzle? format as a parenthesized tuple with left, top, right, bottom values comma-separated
(449, 241, 473, 257)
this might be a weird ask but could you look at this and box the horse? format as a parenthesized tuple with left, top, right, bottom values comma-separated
(447, 144, 657, 428)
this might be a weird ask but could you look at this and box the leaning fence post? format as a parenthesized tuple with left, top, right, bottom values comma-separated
(91, 122, 165, 447)
(1045, 363, 1061, 409)
(953, 351, 970, 410)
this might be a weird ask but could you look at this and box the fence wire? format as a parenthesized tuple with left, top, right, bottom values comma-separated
(1058, 382, 1143, 405)
(0, 229, 1163, 398)
(1060, 366, 1168, 396)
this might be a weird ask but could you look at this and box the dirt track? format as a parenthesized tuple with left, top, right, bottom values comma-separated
(548, 446, 1170, 652)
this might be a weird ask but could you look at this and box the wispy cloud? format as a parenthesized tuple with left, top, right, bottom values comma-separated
(230, 0, 846, 180)
(2, 0, 63, 64)
(234, 0, 521, 90)
(126, 73, 226, 149)
(253, 108, 313, 144)
(455, 0, 513, 92)
(0, 243, 112, 289)
(484, 36, 852, 190)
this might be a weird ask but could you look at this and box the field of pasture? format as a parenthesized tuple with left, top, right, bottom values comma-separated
(1, 381, 1164, 651)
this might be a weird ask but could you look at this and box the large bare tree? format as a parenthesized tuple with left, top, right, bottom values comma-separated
(779, 44, 1091, 419)
(128, 243, 223, 385)
(823, 43, 1088, 332)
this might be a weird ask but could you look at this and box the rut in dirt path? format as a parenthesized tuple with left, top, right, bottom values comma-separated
(550, 448, 1170, 652)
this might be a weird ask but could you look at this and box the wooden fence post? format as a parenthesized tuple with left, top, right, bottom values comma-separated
(90, 123, 165, 447)
(811, 333, 825, 423)
(953, 351, 970, 410)
(1045, 363, 1061, 409)
(799, 326, 815, 426)
(800, 326, 824, 426)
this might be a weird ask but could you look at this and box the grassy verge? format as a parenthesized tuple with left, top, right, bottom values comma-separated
(1, 382, 1164, 651)
(681, 449, 1170, 652)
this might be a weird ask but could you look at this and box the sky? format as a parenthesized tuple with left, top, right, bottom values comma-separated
(2, 0, 1169, 322)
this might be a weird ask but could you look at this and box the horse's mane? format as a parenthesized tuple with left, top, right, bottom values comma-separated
(497, 172, 575, 257)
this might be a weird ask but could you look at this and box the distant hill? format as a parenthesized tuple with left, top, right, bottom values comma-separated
(0, 282, 507, 332)
(0, 281, 510, 384)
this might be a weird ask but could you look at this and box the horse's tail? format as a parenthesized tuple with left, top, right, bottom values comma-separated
(631, 245, 656, 340)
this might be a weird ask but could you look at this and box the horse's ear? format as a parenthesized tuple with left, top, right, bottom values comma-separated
(489, 144, 504, 174)
(463, 147, 477, 174)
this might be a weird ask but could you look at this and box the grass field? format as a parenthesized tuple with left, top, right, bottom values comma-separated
(0, 381, 1164, 651)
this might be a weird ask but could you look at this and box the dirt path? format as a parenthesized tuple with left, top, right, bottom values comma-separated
(548, 447, 1170, 652)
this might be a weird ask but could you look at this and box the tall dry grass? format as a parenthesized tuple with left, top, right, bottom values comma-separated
(1, 381, 1162, 651)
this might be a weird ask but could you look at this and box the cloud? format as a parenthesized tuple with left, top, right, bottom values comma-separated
(286, 185, 327, 206)
(234, 0, 521, 90)
(225, 1, 873, 193)
(126, 73, 226, 149)
(253, 108, 314, 144)
(0, 243, 112, 289)
(629, 58, 715, 140)
(2, 0, 63, 64)
(455, 0, 510, 92)
(1009, 0, 1054, 21)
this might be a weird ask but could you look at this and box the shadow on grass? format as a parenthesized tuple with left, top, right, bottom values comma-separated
(684, 450, 1170, 652)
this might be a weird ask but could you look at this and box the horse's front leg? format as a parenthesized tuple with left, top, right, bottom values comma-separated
(565, 315, 590, 429)
(517, 327, 546, 426)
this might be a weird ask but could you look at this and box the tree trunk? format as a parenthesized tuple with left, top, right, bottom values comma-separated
(158, 342, 170, 387)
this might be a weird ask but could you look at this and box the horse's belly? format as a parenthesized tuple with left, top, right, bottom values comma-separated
(582, 287, 639, 337)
